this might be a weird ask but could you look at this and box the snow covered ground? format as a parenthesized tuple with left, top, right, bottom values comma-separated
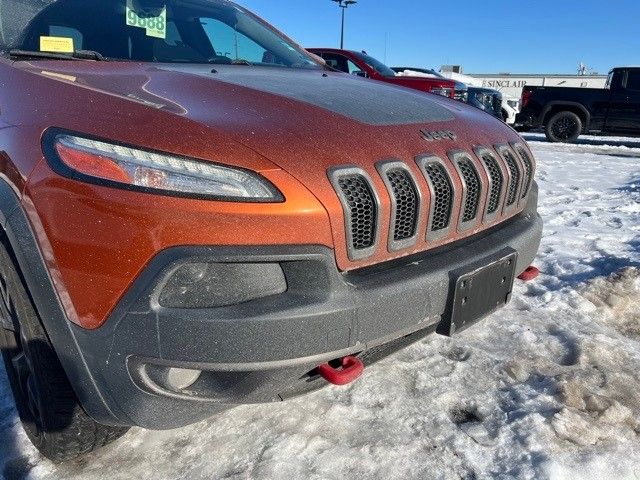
(1, 134, 639, 480)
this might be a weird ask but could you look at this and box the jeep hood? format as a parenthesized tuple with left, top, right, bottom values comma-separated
(18, 62, 515, 173)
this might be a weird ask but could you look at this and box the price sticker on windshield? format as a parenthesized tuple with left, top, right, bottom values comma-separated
(40, 36, 74, 53)
(126, 0, 167, 39)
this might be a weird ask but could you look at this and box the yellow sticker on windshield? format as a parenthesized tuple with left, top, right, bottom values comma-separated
(126, 0, 167, 39)
(40, 36, 74, 53)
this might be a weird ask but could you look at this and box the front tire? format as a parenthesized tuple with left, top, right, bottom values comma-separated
(0, 237, 128, 462)
(545, 111, 582, 143)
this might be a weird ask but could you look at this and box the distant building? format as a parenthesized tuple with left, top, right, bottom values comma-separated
(440, 66, 608, 99)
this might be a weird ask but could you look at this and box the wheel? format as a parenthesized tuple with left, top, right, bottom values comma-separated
(0, 237, 128, 462)
(545, 111, 582, 143)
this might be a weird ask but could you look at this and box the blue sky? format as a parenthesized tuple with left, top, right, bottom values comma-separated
(240, 0, 639, 74)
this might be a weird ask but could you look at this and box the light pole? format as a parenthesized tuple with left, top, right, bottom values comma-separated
(331, 0, 357, 49)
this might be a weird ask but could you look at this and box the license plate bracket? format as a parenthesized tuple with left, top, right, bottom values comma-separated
(440, 250, 518, 336)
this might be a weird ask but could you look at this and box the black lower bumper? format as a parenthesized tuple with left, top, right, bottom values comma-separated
(514, 112, 540, 129)
(63, 187, 542, 430)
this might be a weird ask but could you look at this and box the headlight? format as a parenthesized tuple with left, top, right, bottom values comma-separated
(470, 92, 495, 111)
(454, 91, 469, 103)
(430, 87, 453, 98)
(43, 131, 283, 202)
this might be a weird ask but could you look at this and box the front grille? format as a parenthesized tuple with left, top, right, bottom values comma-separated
(423, 162, 453, 231)
(515, 146, 534, 198)
(502, 150, 521, 206)
(386, 169, 419, 241)
(457, 158, 481, 222)
(330, 144, 533, 261)
(481, 153, 504, 214)
(337, 175, 377, 250)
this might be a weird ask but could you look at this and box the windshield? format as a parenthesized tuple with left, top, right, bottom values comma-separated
(0, 0, 321, 68)
(352, 51, 396, 78)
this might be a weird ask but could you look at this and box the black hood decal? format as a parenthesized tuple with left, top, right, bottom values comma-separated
(160, 65, 455, 126)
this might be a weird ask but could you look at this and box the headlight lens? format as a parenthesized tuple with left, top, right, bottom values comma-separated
(430, 87, 453, 98)
(454, 91, 469, 103)
(44, 132, 283, 202)
(470, 92, 494, 110)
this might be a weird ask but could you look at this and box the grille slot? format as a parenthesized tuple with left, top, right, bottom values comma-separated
(423, 162, 453, 232)
(515, 146, 534, 198)
(457, 158, 481, 222)
(386, 169, 419, 241)
(502, 149, 521, 206)
(481, 153, 504, 214)
(337, 175, 377, 251)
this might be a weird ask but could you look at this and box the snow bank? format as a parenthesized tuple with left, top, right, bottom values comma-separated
(1, 138, 639, 480)
(582, 268, 640, 338)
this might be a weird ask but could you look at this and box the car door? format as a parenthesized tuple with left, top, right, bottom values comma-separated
(605, 69, 640, 132)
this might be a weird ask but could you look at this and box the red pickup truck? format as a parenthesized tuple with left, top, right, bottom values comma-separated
(308, 48, 456, 99)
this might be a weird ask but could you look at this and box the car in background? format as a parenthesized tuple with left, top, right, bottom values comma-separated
(501, 95, 521, 125)
(468, 87, 503, 120)
(392, 67, 468, 102)
(393, 67, 504, 121)
(516, 66, 640, 142)
(307, 49, 456, 99)
(436, 69, 521, 124)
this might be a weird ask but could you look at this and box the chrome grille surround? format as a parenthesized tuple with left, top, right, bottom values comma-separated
(376, 161, 423, 251)
(474, 146, 506, 224)
(512, 142, 535, 201)
(495, 144, 524, 215)
(328, 167, 382, 261)
(415, 155, 456, 242)
(449, 151, 485, 232)
(330, 143, 533, 262)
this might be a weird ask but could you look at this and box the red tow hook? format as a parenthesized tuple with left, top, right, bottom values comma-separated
(518, 266, 540, 281)
(317, 356, 364, 386)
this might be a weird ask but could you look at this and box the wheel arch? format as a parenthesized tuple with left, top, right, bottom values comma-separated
(0, 177, 130, 426)
(541, 102, 590, 130)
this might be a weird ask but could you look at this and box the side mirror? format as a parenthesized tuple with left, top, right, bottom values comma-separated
(353, 71, 369, 78)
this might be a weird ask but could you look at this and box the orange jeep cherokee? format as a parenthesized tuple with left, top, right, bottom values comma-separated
(0, 0, 542, 461)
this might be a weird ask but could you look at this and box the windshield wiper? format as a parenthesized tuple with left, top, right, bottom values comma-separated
(9, 49, 106, 61)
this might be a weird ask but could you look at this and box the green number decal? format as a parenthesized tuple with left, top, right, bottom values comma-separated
(126, 0, 167, 39)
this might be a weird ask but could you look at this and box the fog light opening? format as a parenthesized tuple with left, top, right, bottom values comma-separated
(151, 366, 202, 392)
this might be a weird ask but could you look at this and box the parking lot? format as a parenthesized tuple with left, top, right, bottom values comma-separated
(1, 135, 638, 480)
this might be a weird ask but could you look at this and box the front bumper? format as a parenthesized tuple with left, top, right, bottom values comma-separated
(515, 112, 538, 129)
(70, 185, 542, 429)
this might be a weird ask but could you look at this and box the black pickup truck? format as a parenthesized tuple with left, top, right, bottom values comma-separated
(516, 66, 640, 142)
